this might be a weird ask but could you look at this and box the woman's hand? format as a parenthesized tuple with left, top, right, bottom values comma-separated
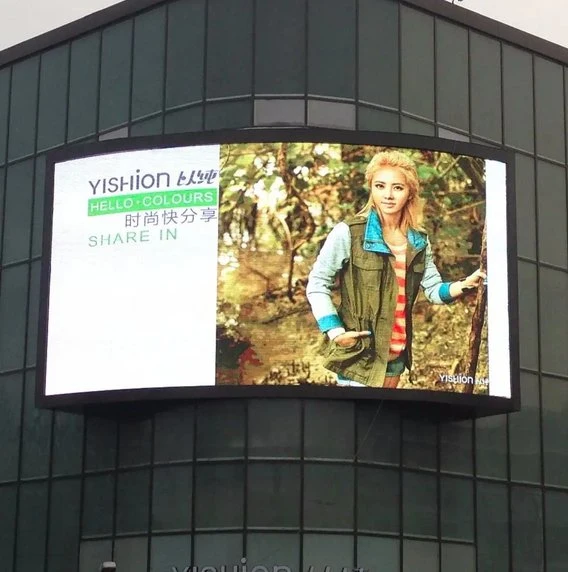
(462, 268, 486, 290)
(449, 269, 486, 298)
(334, 330, 372, 348)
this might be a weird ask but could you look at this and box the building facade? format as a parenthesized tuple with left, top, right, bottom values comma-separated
(0, 0, 567, 570)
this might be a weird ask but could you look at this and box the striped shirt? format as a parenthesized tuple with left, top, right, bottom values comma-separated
(385, 240, 407, 358)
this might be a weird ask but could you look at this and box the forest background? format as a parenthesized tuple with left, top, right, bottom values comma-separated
(215, 142, 488, 394)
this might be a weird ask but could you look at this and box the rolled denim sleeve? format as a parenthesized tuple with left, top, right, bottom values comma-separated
(420, 240, 454, 304)
(306, 222, 351, 332)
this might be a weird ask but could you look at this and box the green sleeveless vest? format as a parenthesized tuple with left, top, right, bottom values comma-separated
(321, 217, 427, 387)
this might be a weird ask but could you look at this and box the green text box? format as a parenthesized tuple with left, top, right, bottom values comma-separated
(88, 187, 218, 216)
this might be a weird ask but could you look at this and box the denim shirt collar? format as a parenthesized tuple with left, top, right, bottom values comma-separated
(362, 209, 427, 254)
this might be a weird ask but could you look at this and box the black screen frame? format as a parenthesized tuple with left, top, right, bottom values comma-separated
(36, 127, 520, 416)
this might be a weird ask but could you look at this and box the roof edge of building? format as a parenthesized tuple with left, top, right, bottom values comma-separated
(1, 0, 568, 69)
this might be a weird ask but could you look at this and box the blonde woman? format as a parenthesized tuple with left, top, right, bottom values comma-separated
(306, 150, 484, 388)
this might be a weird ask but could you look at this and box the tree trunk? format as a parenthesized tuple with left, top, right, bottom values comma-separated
(461, 223, 487, 394)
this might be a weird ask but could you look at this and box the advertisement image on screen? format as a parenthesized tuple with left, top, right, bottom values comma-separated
(39, 131, 517, 407)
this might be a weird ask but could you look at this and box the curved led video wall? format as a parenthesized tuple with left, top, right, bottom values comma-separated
(37, 129, 519, 413)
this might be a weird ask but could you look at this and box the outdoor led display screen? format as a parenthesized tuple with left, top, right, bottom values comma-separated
(37, 129, 519, 412)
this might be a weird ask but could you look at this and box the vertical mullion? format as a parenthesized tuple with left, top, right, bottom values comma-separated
(354, 0, 360, 129)
(190, 403, 198, 567)
(110, 422, 120, 560)
(161, 2, 170, 136)
(353, 403, 359, 570)
(433, 15, 438, 134)
(465, 31, 479, 572)
(398, 412, 404, 572)
(303, 0, 309, 125)
(432, 13, 441, 569)
(201, 0, 210, 130)
(95, 29, 104, 138)
(299, 399, 306, 570)
(531, 50, 548, 572)
(127, 16, 136, 134)
(397, 1, 402, 133)
(500, 39, 514, 572)
(1, 67, 20, 572)
(145, 413, 156, 572)
(75, 415, 88, 570)
(242, 400, 249, 557)
(0, 67, 13, 268)
(19, 52, 43, 570)
(472, 416, 478, 572)
(250, 0, 257, 125)
(63, 33, 73, 144)
(37, 47, 58, 569)
(436, 420, 441, 572)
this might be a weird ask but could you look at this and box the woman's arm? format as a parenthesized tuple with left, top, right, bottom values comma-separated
(306, 223, 351, 335)
(448, 268, 486, 298)
(420, 240, 485, 303)
(306, 223, 372, 347)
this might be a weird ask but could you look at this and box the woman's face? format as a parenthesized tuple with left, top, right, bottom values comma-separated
(370, 166, 410, 219)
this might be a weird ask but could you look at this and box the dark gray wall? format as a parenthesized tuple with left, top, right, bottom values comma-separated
(0, 0, 567, 571)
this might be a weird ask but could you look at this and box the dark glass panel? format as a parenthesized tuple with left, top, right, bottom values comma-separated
(475, 414, 507, 479)
(46, 479, 81, 572)
(534, 57, 565, 162)
(247, 462, 301, 528)
(131, 6, 166, 119)
(402, 471, 437, 537)
(52, 410, 84, 476)
(82, 473, 115, 536)
(15, 482, 48, 571)
(546, 490, 568, 572)
(542, 375, 568, 486)
(539, 268, 568, 377)
(152, 465, 192, 531)
(304, 463, 354, 529)
(2, 158, 34, 263)
(358, 0, 398, 108)
(154, 403, 194, 462)
(67, 33, 100, 141)
(308, 0, 356, 99)
(509, 371, 541, 482)
(477, 481, 509, 572)
(194, 463, 244, 528)
(515, 154, 536, 260)
(20, 370, 52, 478)
(118, 418, 152, 467)
(0, 264, 29, 371)
(517, 260, 539, 371)
(536, 160, 567, 269)
(7, 57, 39, 161)
(470, 32, 502, 143)
(206, 0, 253, 99)
(440, 476, 474, 541)
(511, 486, 544, 572)
(357, 466, 399, 533)
(503, 45, 534, 152)
(248, 399, 301, 458)
(304, 400, 354, 459)
(400, 7, 434, 119)
(37, 44, 69, 151)
(166, 0, 205, 108)
(99, 20, 133, 130)
(0, 373, 23, 482)
(196, 401, 245, 459)
(115, 469, 151, 534)
(436, 20, 469, 130)
(255, 0, 305, 95)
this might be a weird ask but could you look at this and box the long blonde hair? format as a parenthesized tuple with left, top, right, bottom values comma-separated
(358, 150, 424, 232)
